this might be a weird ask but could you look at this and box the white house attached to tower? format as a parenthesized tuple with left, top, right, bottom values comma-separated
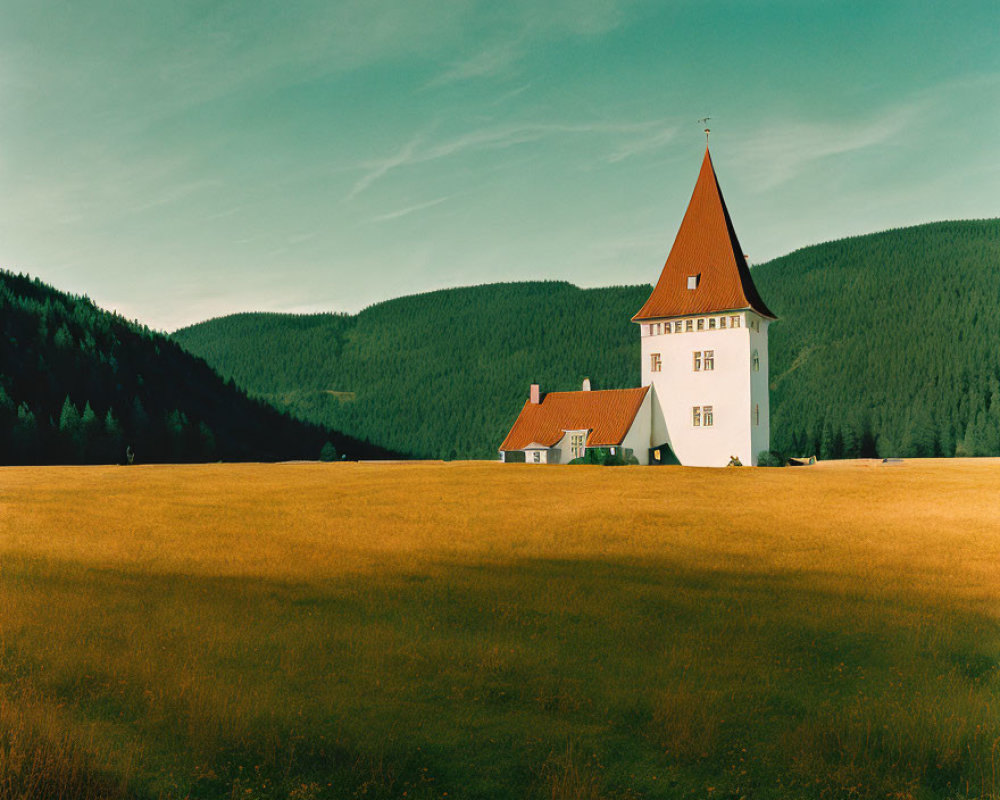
(499, 144, 776, 467)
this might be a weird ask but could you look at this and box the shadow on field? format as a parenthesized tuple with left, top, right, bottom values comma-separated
(2, 554, 999, 799)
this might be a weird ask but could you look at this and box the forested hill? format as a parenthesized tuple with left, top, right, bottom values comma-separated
(756, 219, 1000, 458)
(173, 219, 1000, 460)
(0, 270, 396, 464)
(174, 283, 648, 460)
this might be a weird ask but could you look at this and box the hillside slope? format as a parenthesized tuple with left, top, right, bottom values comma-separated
(758, 219, 1000, 458)
(173, 219, 1000, 460)
(0, 270, 396, 464)
(175, 282, 649, 459)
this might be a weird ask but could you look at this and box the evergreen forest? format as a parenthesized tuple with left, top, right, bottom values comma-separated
(0, 270, 396, 464)
(173, 219, 1000, 461)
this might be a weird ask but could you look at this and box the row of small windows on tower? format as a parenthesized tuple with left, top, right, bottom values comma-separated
(650, 350, 759, 373)
(692, 404, 761, 428)
(643, 315, 741, 336)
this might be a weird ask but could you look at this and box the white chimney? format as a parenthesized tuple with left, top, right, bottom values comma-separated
(530, 384, 540, 404)
(582, 378, 591, 391)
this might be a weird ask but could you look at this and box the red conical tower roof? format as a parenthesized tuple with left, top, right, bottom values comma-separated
(633, 147, 774, 321)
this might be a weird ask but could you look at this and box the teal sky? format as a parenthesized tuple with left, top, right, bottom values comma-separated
(2, 0, 998, 331)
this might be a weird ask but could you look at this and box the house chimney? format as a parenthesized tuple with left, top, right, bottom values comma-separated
(582, 378, 591, 391)
(530, 384, 540, 404)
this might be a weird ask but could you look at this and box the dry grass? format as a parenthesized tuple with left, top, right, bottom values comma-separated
(1, 459, 999, 798)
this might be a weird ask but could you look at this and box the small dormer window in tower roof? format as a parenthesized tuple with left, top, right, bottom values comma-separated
(687, 274, 700, 290)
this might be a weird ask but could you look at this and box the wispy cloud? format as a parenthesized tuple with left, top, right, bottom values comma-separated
(426, 40, 523, 88)
(366, 195, 454, 223)
(607, 127, 678, 163)
(733, 103, 925, 190)
(345, 135, 423, 201)
(488, 82, 532, 106)
(345, 118, 669, 200)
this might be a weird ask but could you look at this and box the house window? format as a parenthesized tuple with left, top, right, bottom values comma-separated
(752, 349, 760, 372)
(532, 450, 541, 463)
(754, 404, 760, 426)
(570, 432, 586, 460)
(703, 406, 714, 426)
(685, 319, 693, 332)
(687, 274, 700, 290)
(692, 406, 701, 427)
(730, 315, 741, 328)
(709, 318, 717, 330)
(697, 318, 705, 331)
(650, 353, 662, 372)
(704, 350, 715, 370)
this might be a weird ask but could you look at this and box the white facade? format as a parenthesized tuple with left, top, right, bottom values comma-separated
(620, 389, 652, 465)
(640, 311, 770, 467)
(522, 444, 550, 464)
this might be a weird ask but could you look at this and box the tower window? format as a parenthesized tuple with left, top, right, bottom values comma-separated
(651, 353, 662, 372)
(752, 350, 759, 372)
(697, 318, 705, 331)
(693, 351, 702, 371)
(704, 350, 715, 370)
(754, 404, 760, 426)
(692, 406, 701, 427)
(687, 274, 700, 290)
(709, 318, 717, 330)
(703, 406, 714, 426)
(664, 321, 672, 334)
(719, 316, 727, 329)
(730, 315, 741, 328)
(685, 319, 693, 332)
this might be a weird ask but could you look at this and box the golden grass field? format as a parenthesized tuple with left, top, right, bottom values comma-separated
(2, 459, 1000, 799)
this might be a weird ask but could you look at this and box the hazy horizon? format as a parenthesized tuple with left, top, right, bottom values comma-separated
(2, 0, 998, 331)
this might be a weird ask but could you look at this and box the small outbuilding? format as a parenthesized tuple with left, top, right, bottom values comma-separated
(499, 382, 651, 464)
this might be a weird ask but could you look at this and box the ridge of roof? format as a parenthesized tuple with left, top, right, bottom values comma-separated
(633, 147, 775, 321)
(499, 386, 649, 451)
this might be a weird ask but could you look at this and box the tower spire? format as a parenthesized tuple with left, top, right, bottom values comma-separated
(632, 145, 775, 322)
(698, 117, 711, 144)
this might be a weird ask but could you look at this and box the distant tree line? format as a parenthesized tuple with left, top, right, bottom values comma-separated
(174, 282, 648, 460)
(0, 270, 396, 464)
(173, 219, 1000, 462)
(757, 219, 1000, 459)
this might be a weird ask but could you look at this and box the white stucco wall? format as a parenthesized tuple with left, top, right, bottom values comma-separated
(749, 316, 771, 465)
(640, 312, 769, 467)
(620, 388, 652, 464)
(523, 446, 549, 464)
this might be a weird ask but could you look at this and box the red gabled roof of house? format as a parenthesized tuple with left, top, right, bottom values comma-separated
(499, 386, 650, 451)
(633, 147, 775, 321)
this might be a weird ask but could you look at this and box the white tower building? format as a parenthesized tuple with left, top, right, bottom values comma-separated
(633, 147, 776, 467)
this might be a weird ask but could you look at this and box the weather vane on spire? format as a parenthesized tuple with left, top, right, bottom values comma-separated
(698, 117, 711, 143)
